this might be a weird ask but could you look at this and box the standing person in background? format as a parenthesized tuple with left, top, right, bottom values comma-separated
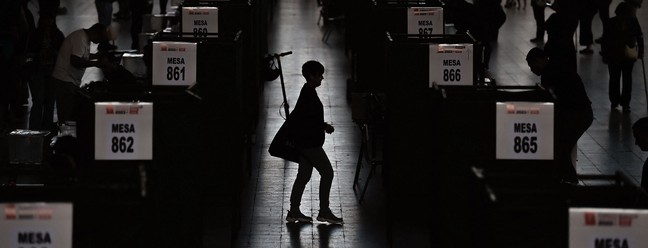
(51, 23, 115, 124)
(526, 47, 593, 184)
(544, 0, 579, 72)
(25, 11, 64, 131)
(0, 0, 31, 131)
(530, 0, 547, 43)
(95, 0, 114, 27)
(477, 0, 506, 43)
(595, 0, 613, 43)
(113, 0, 130, 20)
(601, 1, 644, 112)
(159, 0, 168, 14)
(286, 61, 343, 224)
(453, 0, 504, 74)
(578, 0, 598, 54)
(129, 0, 153, 50)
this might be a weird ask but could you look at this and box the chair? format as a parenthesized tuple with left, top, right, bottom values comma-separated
(352, 93, 385, 203)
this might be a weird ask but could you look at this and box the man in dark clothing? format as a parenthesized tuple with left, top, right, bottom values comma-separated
(526, 47, 593, 184)
(286, 60, 343, 224)
(545, 0, 579, 72)
(0, 0, 32, 131)
(595, 0, 613, 43)
(452, 0, 503, 75)
(530, 0, 547, 42)
(578, 0, 599, 54)
(26, 12, 64, 131)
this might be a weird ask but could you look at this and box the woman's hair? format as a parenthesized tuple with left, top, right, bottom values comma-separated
(302, 60, 324, 79)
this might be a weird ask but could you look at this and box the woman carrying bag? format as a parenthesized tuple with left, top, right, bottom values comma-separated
(601, 1, 644, 112)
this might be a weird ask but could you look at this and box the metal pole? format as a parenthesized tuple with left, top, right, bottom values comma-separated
(642, 58, 648, 112)
(276, 56, 290, 117)
(274, 51, 293, 117)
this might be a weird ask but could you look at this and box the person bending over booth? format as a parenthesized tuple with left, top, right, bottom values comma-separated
(51, 23, 114, 124)
(526, 47, 593, 184)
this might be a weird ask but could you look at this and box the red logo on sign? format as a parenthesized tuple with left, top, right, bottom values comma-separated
(161, 45, 168, 51)
(129, 106, 139, 114)
(619, 215, 633, 227)
(585, 212, 596, 226)
(506, 104, 515, 114)
(106, 106, 114, 114)
(4, 204, 16, 220)
(179, 47, 186, 52)
(38, 209, 52, 220)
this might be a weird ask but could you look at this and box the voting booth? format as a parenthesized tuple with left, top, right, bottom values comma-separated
(428, 86, 558, 247)
(465, 171, 648, 248)
(0, 203, 73, 248)
(569, 207, 648, 248)
(69, 31, 246, 246)
(181, 0, 269, 137)
(381, 32, 554, 243)
(346, 0, 446, 95)
(1, 0, 269, 246)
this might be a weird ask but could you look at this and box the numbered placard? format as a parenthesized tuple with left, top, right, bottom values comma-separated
(0, 203, 73, 248)
(95, 102, 153, 160)
(496, 102, 553, 160)
(407, 7, 443, 35)
(429, 44, 473, 86)
(181, 7, 218, 38)
(570, 208, 648, 248)
(152, 41, 197, 86)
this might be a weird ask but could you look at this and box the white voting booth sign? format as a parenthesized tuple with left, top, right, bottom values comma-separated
(496, 102, 554, 160)
(182, 7, 218, 37)
(407, 7, 443, 35)
(95, 102, 153, 160)
(151, 41, 197, 86)
(429, 44, 473, 86)
(0, 203, 73, 248)
(570, 208, 648, 248)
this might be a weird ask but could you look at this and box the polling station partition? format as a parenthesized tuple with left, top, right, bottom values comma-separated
(467, 170, 648, 248)
(382, 32, 558, 246)
(346, 0, 445, 96)
(72, 32, 246, 247)
(430, 86, 560, 247)
(181, 0, 269, 144)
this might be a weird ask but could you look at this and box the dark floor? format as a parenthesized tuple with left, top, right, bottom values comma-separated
(14, 0, 648, 247)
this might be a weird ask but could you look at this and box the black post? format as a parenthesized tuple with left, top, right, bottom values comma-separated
(274, 51, 293, 117)
(642, 59, 648, 111)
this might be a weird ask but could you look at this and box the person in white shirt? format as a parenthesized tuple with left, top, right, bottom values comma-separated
(51, 23, 114, 123)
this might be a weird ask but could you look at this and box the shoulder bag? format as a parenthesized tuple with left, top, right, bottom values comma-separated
(269, 118, 300, 163)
